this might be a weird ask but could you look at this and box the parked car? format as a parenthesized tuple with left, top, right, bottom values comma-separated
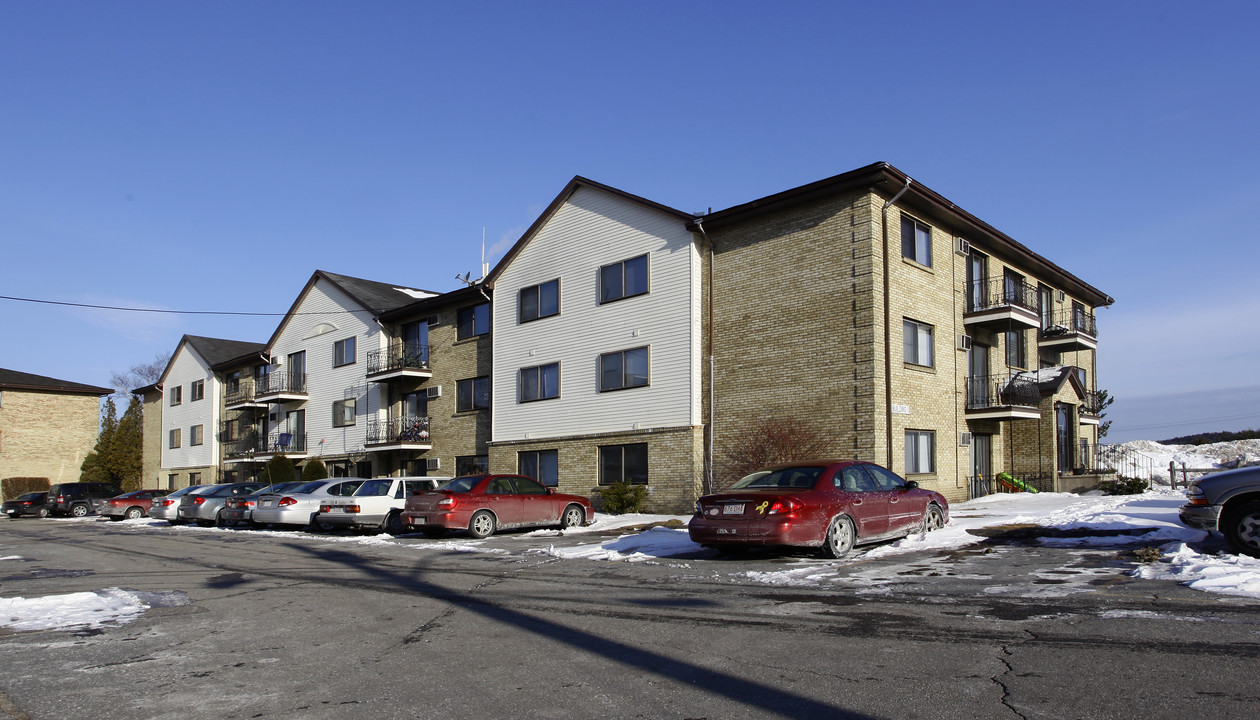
(2, 492, 49, 519)
(96, 489, 172, 521)
(319, 477, 452, 534)
(252, 478, 366, 530)
(219, 482, 307, 528)
(177, 483, 267, 527)
(1180, 465, 1260, 558)
(149, 485, 210, 524)
(45, 482, 122, 517)
(688, 460, 949, 558)
(402, 475, 593, 539)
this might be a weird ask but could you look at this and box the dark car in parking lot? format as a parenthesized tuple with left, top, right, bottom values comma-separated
(3, 492, 49, 519)
(1180, 465, 1260, 557)
(45, 482, 122, 517)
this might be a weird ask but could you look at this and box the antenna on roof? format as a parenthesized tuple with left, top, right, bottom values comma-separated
(480, 227, 489, 280)
(455, 271, 472, 286)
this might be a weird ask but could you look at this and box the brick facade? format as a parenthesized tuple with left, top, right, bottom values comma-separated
(0, 386, 107, 491)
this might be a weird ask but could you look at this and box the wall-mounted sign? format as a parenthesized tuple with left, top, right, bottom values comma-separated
(891, 404, 911, 415)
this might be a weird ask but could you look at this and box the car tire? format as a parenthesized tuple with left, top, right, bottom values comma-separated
(124, 507, 144, 520)
(1222, 500, 1260, 558)
(70, 503, 90, 518)
(559, 504, 585, 530)
(467, 510, 497, 539)
(383, 512, 405, 536)
(35, 507, 49, 519)
(820, 515, 856, 559)
(920, 504, 945, 534)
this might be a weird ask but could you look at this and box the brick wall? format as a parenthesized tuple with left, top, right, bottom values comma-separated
(0, 389, 101, 486)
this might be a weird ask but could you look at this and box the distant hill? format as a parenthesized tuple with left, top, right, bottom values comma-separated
(1160, 429, 1260, 445)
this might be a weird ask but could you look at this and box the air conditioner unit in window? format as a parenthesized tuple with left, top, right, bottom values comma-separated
(955, 238, 971, 256)
(959, 432, 973, 447)
(957, 334, 973, 351)
(426, 385, 442, 399)
(425, 457, 441, 470)
(1056, 289, 1066, 303)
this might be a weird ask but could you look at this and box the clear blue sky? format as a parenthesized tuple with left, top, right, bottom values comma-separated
(3, 1, 1257, 443)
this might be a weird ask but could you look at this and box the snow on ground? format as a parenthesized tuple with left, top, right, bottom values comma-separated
(0, 588, 190, 632)
(1115, 438, 1260, 483)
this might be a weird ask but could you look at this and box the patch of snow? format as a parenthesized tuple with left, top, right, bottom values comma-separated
(0, 588, 189, 632)
(394, 288, 438, 300)
(1134, 543, 1260, 599)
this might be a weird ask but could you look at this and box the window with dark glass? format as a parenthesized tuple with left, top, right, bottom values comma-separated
(599, 347, 649, 392)
(169, 428, 181, 449)
(519, 279, 560, 323)
(599, 443, 649, 485)
(901, 215, 932, 267)
(519, 449, 559, 487)
(333, 398, 356, 427)
(334, 337, 356, 367)
(170, 386, 182, 406)
(190, 425, 204, 446)
(520, 362, 560, 402)
(457, 303, 490, 340)
(190, 379, 204, 402)
(599, 254, 649, 303)
(1006, 329, 1026, 368)
(456, 376, 490, 412)
(456, 455, 489, 476)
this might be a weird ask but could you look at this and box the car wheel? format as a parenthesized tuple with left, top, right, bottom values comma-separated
(820, 515, 856, 559)
(468, 510, 497, 539)
(383, 512, 405, 536)
(559, 504, 585, 530)
(70, 503, 90, 518)
(35, 508, 49, 519)
(1223, 500, 1260, 558)
(124, 507, 144, 520)
(421, 527, 447, 539)
(920, 504, 945, 534)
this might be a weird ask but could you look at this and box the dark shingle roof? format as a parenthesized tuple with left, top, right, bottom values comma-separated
(183, 336, 267, 367)
(0, 368, 113, 395)
(319, 271, 439, 315)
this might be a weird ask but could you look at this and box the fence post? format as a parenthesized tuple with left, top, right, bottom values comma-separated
(1169, 461, 1177, 490)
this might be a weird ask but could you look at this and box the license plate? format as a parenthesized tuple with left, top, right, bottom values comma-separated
(717, 528, 736, 534)
(260, 499, 274, 508)
(722, 504, 744, 515)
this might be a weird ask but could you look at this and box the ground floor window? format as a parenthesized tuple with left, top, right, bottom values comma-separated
(457, 455, 489, 476)
(905, 430, 935, 474)
(519, 449, 559, 487)
(599, 443, 648, 485)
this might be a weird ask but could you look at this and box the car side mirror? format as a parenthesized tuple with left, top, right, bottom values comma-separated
(905, 480, 919, 489)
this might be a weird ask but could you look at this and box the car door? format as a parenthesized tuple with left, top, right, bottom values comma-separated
(510, 476, 555, 526)
(865, 465, 926, 535)
(484, 476, 523, 527)
(837, 465, 888, 538)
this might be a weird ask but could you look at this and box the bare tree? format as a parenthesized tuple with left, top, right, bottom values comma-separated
(110, 352, 170, 400)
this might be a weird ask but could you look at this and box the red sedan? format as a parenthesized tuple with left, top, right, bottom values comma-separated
(96, 489, 172, 521)
(402, 474, 593, 539)
(688, 460, 948, 558)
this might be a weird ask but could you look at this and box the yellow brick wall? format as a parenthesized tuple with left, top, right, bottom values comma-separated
(0, 389, 101, 487)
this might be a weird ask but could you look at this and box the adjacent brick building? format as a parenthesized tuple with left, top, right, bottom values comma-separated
(0, 368, 112, 492)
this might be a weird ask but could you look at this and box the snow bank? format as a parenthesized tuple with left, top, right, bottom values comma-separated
(1116, 439, 1260, 482)
(0, 588, 190, 632)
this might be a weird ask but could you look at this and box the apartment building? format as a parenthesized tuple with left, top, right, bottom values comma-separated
(0, 368, 112, 487)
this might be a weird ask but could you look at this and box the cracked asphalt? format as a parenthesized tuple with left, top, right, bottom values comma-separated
(1, 519, 1257, 720)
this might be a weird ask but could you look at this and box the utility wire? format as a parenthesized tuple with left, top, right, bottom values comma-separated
(0, 294, 375, 316)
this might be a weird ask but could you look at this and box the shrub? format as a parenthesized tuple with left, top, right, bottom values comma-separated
(264, 455, 297, 485)
(1105, 476, 1149, 495)
(301, 458, 329, 481)
(716, 417, 830, 488)
(2, 477, 50, 501)
(599, 482, 649, 514)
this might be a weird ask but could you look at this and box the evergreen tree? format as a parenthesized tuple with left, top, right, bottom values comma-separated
(115, 395, 144, 490)
(1095, 389, 1115, 439)
(79, 452, 110, 483)
(84, 398, 120, 484)
(265, 455, 297, 485)
(302, 458, 329, 481)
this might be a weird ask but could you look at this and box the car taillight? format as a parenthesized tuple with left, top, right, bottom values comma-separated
(279, 497, 296, 506)
(345, 505, 361, 514)
(437, 497, 456, 510)
(194, 497, 206, 505)
(766, 499, 800, 515)
(319, 504, 332, 513)
(243, 500, 255, 507)
(56, 495, 65, 503)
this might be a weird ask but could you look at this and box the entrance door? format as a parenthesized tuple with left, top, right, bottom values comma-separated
(1056, 403, 1073, 473)
(285, 409, 305, 451)
(970, 434, 992, 497)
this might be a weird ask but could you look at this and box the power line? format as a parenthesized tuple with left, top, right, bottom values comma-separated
(0, 294, 374, 316)
(1116, 410, 1260, 431)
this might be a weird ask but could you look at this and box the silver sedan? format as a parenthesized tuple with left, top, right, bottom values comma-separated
(252, 478, 366, 529)
(176, 483, 266, 527)
(149, 485, 210, 524)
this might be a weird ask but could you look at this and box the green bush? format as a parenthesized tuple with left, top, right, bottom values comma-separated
(264, 455, 297, 485)
(1105, 476, 1149, 495)
(301, 458, 329, 481)
(599, 482, 649, 514)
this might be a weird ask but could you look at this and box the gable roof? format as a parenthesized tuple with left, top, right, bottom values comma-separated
(154, 334, 268, 389)
(485, 176, 695, 286)
(1016, 366, 1087, 399)
(0, 368, 112, 396)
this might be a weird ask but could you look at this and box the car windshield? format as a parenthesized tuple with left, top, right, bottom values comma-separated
(289, 480, 330, 494)
(439, 476, 482, 493)
(354, 479, 393, 497)
(729, 467, 824, 490)
(18, 493, 44, 501)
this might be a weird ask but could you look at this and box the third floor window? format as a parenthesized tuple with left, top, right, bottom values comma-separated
(519, 279, 560, 323)
(599, 254, 648, 304)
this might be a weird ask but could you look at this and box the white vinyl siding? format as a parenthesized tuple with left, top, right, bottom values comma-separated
(492, 186, 700, 442)
(161, 345, 219, 471)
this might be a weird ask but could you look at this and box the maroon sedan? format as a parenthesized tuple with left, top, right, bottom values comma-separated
(403, 474, 593, 539)
(689, 460, 948, 558)
(96, 489, 172, 521)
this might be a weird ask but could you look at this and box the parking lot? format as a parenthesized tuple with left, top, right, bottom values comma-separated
(2, 514, 1258, 719)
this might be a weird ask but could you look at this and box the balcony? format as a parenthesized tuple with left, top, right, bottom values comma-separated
(965, 373, 1041, 421)
(1039, 308, 1098, 352)
(1079, 390, 1106, 425)
(223, 435, 267, 463)
(366, 343, 432, 383)
(224, 380, 268, 410)
(253, 431, 308, 459)
(365, 415, 432, 451)
(964, 278, 1040, 331)
(253, 371, 308, 403)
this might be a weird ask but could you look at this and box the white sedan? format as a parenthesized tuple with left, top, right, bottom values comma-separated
(251, 478, 367, 529)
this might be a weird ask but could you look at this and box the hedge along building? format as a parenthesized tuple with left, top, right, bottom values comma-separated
(691, 162, 1114, 503)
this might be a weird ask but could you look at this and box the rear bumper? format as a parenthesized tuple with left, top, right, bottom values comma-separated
(402, 510, 462, 530)
(688, 515, 813, 547)
(320, 512, 387, 529)
(252, 508, 312, 526)
(1178, 504, 1221, 532)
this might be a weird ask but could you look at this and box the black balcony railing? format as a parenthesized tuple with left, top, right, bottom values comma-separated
(966, 373, 1040, 410)
(263, 431, 307, 453)
(223, 435, 267, 459)
(968, 277, 1039, 314)
(367, 415, 430, 445)
(256, 371, 307, 396)
(1040, 307, 1097, 339)
(1081, 443, 1153, 478)
(224, 379, 258, 406)
(367, 343, 431, 375)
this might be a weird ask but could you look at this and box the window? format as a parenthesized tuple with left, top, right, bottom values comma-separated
(519, 362, 560, 402)
(190, 379, 204, 402)
(599, 347, 649, 392)
(456, 376, 490, 412)
(599, 254, 649, 303)
(457, 303, 490, 340)
(168, 474, 178, 487)
(190, 425, 204, 446)
(333, 398, 357, 427)
(905, 431, 935, 474)
(170, 386, 182, 406)
(169, 428, 181, 449)
(519, 279, 560, 323)
(901, 215, 932, 267)
(1003, 269, 1026, 305)
(519, 449, 559, 487)
(902, 320, 934, 367)
(456, 455, 489, 476)
(188, 472, 201, 484)
(599, 443, 648, 485)
(1006, 329, 1026, 368)
(334, 337, 356, 367)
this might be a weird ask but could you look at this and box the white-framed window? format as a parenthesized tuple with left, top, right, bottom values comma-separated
(599, 347, 649, 392)
(190, 425, 204, 446)
(457, 303, 490, 340)
(900, 214, 932, 267)
(333, 398, 357, 427)
(599, 254, 649, 304)
(905, 430, 935, 474)
(169, 428, 181, 449)
(519, 279, 560, 323)
(170, 386, 182, 406)
(190, 379, 204, 402)
(599, 443, 649, 486)
(456, 376, 490, 412)
(519, 362, 560, 402)
(903, 319, 934, 367)
(334, 337, 356, 367)
(519, 449, 559, 487)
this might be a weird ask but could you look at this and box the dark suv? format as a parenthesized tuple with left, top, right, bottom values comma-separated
(45, 482, 122, 517)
